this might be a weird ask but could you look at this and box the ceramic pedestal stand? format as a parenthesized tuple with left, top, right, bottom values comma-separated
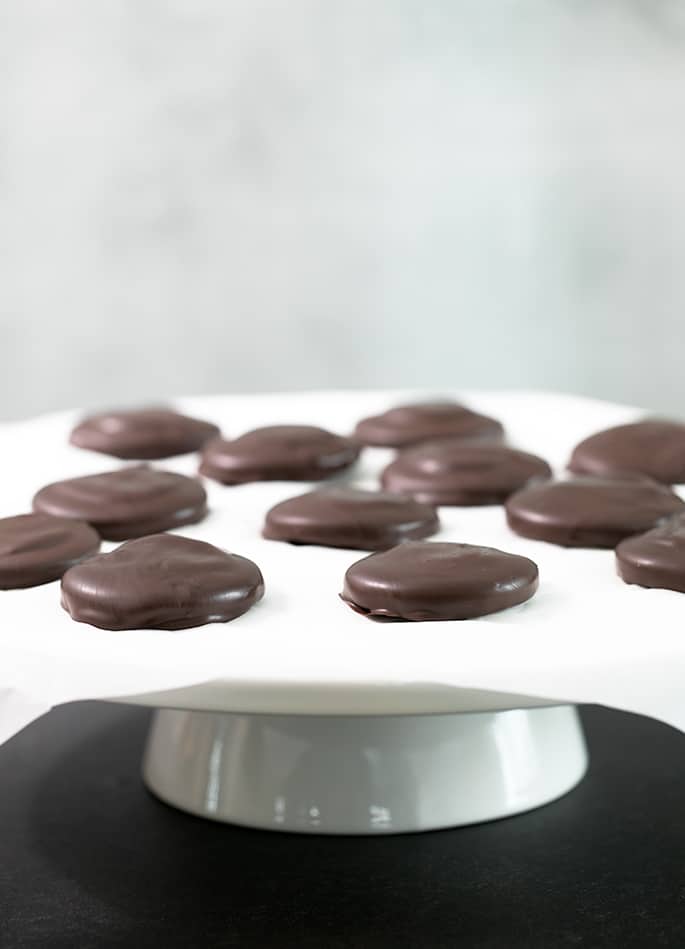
(143, 703, 587, 834)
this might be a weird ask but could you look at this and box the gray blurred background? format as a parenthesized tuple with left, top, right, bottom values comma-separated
(2, 0, 685, 420)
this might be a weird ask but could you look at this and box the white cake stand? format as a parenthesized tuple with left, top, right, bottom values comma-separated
(132, 681, 588, 835)
(4, 389, 646, 835)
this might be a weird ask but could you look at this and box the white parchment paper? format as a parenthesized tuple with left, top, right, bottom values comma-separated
(1, 389, 684, 739)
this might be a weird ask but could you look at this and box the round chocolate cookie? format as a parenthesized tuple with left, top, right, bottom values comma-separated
(616, 515, 685, 593)
(341, 541, 538, 621)
(568, 419, 685, 484)
(263, 487, 440, 550)
(0, 513, 100, 589)
(33, 466, 208, 541)
(381, 441, 552, 506)
(354, 401, 504, 449)
(505, 476, 685, 548)
(61, 533, 264, 630)
(70, 408, 220, 460)
(199, 426, 360, 484)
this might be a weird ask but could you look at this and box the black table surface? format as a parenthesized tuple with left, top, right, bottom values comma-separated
(0, 702, 684, 949)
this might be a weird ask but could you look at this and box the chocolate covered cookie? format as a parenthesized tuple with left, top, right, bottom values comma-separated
(70, 408, 219, 460)
(341, 541, 538, 621)
(505, 476, 685, 548)
(0, 513, 100, 589)
(568, 419, 685, 484)
(381, 441, 551, 506)
(616, 515, 685, 593)
(199, 426, 359, 484)
(33, 466, 208, 541)
(61, 533, 264, 630)
(354, 401, 504, 449)
(263, 487, 439, 550)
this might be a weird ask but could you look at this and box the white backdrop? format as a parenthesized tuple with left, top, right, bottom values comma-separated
(2, 1, 685, 420)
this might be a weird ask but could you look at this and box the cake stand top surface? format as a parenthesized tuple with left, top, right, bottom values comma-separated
(2, 388, 681, 722)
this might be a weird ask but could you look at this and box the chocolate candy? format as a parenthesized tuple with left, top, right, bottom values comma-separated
(505, 476, 685, 548)
(616, 516, 685, 593)
(70, 408, 220, 460)
(381, 441, 551, 506)
(199, 426, 360, 484)
(61, 533, 264, 630)
(0, 513, 100, 589)
(354, 401, 504, 449)
(341, 541, 538, 621)
(263, 487, 440, 550)
(568, 419, 685, 484)
(32, 466, 208, 541)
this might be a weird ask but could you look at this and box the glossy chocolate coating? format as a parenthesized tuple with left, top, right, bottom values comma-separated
(0, 513, 100, 589)
(616, 515, 685, 593)
(263, 487, 440, 550)
(33, 466, 208, 541)
(381, 441, 552, 506)
(354, 402, 504, 449)
(568, 419, 685, 484)
(70, 408, 220, 460)
(505, 476, 685, 548)
(341, 541, 538, 621)
(199, 426, 360, 484)
(61, 533, 264, 630)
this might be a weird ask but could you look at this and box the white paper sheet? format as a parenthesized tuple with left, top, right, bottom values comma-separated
(1, 388, 684, 739)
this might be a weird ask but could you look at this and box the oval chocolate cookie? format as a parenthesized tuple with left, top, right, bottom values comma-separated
(199, 426, 359, 484)
(263, 487, 439, 550)
(354, 402, 504, 449)
(341, 541, 538, 621)
(33, 466, 208, 541)
(616, 516, 685, 593)
(568, 419, 685, 484)
(61, 533, 264, 630)
(70, 408, 219, 460)
(505, 476, 685, 548)
(0, 513, 100, 589)
(381, 441, 551, 506)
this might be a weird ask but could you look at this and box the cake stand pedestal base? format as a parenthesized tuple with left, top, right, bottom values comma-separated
(142, 705, 587, 834)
